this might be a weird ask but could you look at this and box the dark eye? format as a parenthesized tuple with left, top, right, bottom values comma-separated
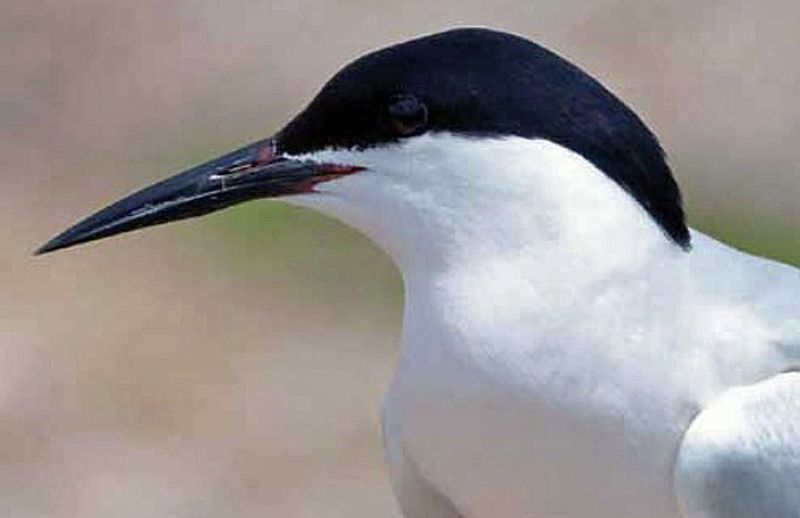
(386, 94, 428, 136)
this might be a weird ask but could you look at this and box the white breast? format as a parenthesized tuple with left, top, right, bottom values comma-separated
(387, 270, 689, 517)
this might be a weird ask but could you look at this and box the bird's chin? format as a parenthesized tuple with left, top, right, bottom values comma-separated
(284, 164, 371, 206)
(282, 185, 357, 222)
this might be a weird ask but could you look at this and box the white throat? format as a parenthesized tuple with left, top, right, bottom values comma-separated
(287, 133, 685, 284)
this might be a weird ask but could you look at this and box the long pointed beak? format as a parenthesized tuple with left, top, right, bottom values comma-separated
(36, 138, 362, 255)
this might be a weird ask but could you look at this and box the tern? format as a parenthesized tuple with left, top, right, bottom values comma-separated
(39, 28, 800, 517)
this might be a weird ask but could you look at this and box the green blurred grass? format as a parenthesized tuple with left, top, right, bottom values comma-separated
(694, 214, 800, 267)
(204, 202, 403, 314)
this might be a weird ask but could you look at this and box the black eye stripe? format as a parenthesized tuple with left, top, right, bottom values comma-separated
(386, 94, 428, 136)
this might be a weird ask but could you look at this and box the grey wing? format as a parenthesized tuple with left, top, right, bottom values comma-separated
(382, 403, 464, 518)
(675, 372, 800, 518)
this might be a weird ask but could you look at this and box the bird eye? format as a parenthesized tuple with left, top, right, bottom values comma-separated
(386, 94, 428, 136)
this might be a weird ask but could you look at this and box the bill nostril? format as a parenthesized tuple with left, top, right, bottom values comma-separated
(225, 162, 258, 174)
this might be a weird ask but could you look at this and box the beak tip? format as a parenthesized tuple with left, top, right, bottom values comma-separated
(35, 230, 85, 256)
(33, 137, 328, 257)
(34, 238, 65, 256)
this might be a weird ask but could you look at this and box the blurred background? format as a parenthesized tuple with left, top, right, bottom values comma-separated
(3, 1, 799, 516)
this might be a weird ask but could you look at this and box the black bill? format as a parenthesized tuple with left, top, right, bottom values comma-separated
(36, 138, 363, 255)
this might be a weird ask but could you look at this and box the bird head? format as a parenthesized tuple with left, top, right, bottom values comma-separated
(38, 28, 689, 266)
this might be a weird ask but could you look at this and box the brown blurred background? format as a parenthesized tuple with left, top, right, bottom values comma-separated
(3, 1, 799, 516)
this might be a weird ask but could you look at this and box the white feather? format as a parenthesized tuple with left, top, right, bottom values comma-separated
(287, 133, 800, 517)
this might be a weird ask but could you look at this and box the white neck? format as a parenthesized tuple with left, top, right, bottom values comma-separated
(289, 134, 687, 289)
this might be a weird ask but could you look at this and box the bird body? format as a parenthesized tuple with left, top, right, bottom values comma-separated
(384, 228, 799, 517)
(295, 133, 800, 516)
(39, 28, 800, 517)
